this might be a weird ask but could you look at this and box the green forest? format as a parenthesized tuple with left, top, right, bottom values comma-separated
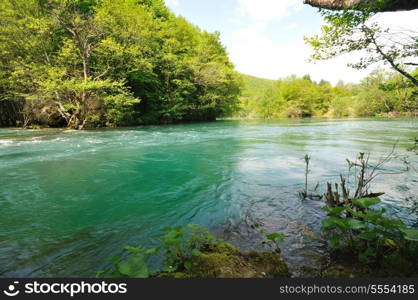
(238, 71, 418, 119)
(0, 0, 242, 129)
(1, 0, 417, 130)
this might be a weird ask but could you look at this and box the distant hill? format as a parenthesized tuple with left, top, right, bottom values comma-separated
(236, 74, 277, 117)
(240, 74, 276, 98)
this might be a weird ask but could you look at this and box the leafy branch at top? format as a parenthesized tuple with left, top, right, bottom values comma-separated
(305, 8, 418, 87)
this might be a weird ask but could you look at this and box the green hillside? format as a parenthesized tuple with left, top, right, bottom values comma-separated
(237, 74, 277, 117)
(237, 71, 417, 119)
(241, 74, 276, 97)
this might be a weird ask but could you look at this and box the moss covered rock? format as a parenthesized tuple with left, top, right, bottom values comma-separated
(158, 242, 291, 278)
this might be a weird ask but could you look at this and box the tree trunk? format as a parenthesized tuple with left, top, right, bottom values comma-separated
(304, 0, 418, 12)
(50, 8, 96, 129)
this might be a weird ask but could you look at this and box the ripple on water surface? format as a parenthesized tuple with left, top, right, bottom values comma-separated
(0, 119, 417, 277)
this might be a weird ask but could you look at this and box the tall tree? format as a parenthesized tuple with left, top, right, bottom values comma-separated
(0, 0, 241, 128)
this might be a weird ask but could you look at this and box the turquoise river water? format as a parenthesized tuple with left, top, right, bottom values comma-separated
(0, 119, 417, 277)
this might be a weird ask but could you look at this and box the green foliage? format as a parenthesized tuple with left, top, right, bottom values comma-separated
(237, 70, 417, 119)
(266, 233, 285, 244)
(99, 225, 291, 278)
(0, 0, 241, 128)
(98, 225, 217, 278)
(96, 245, 157, 278)
(351, 197, 381, 208)
(302, 3, 418, 118)
(306, 7, 418, 87)
(322, 196, 418, 266)
(262, 232, 286, 254)
(238, 74, 336, 118)
(350, 70, 418, 116)
(236, 74, 276, 118)
(402, 228, 418, 242)
(117, 253, 149, 278)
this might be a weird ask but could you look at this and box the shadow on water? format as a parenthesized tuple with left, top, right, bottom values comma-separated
(0, 119, 417, 277)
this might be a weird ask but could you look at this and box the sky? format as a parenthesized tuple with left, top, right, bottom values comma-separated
(165, 0, 418, 85)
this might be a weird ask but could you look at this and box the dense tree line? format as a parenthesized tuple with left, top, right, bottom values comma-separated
(238, 70, 417, 119)
(0, 0, 242, 129)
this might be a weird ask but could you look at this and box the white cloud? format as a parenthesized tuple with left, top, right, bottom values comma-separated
(229, 18, 244, 25)
(166, 1, 418, 84)
(228, 20, 374, 84)
(227, 8, 418, 84)
(284, 22, 298, 30)
(373, 10, 418, 31)
(229, 36, 372, 84)
(237, 0, 301, 22)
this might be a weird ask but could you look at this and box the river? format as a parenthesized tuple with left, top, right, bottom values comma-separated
(0, 119, 417, 277)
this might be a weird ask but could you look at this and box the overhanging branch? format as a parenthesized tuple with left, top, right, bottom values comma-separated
(304, 0, 418, 12)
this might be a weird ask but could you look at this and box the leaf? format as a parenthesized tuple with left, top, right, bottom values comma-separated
(191, 249, 201, 257)
(164, 230, 184, 242)
(345, 218, 367, 230)
(358, 231, 377, 241)
(401, 228, 418, 241)
(323, 216, 348, 230)
(353, 209, 385, 222)
(384, 238, 397, 248)
(117, 254, 149, 278)
(266, 233, 285, 243)
(124, 246, 142, 254)
(322, 206, 347, 215)
(352, 197, 381, 208)
(184, 261, 192, 271)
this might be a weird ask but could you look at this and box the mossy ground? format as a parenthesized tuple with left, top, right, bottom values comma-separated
(157, 242, 291, 278)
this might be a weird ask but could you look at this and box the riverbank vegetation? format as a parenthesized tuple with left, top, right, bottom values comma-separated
(237, 70, 417, 119)
(98, 225, 290, 278)
(320, 151, 418, 277)
(0, 0, 241, 129)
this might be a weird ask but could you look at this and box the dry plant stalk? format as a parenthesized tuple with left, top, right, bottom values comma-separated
(325, 146, 404, 207)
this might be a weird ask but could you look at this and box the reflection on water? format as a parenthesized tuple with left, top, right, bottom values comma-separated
(0, 119, 417, 277)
